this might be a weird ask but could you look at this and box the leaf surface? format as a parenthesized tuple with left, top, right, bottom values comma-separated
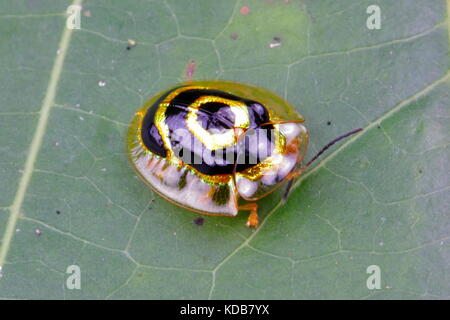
(0, 0, 448, 299)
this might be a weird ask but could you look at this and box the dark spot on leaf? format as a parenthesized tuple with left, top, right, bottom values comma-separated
(270, 36, 282, 48)
(327, 121, 331, 125)
(230, 33, 239, 40)
(193, 217, 205, 226)
(56, 210, 61, 214)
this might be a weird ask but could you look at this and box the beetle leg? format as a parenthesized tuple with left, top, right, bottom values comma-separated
(282, 168, 305, 202)
(286, 169, 303, 180)
(239, 203, 259, 228)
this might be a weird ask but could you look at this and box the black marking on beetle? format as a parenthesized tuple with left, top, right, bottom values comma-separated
(142, 87, 276, 176)
(165, 89, 274, 176)
(178, 170, 188, 190)
(212, 184, 230, 206)
(141, 86, 184, 157)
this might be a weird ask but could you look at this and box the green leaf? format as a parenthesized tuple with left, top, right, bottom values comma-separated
(0, 0, 448, 299)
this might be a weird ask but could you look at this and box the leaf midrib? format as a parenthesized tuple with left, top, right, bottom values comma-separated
(0, 0, 84, 269)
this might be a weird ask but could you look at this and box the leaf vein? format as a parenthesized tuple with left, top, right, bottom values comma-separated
(0, 0, 84, 270)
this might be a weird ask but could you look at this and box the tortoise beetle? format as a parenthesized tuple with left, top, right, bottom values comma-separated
(127, 80, 361, 227)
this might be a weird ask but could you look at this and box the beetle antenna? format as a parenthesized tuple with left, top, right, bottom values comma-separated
(303, 127, 363, 169)
(282, 127, 363, 202)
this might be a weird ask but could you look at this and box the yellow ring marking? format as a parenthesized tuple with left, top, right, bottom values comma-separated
(186, 95, 250, 151)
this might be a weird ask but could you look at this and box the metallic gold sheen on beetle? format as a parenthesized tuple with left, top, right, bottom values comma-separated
(127, 80, 308, 227)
